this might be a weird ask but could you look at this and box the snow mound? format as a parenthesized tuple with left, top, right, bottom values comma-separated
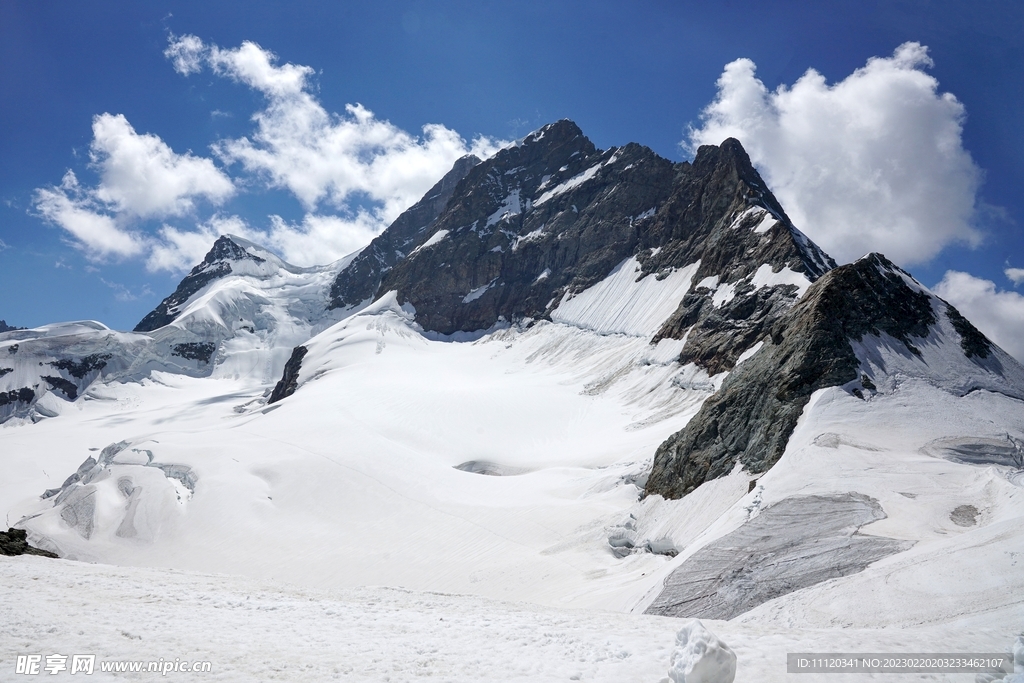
(668, 620, 736, 683)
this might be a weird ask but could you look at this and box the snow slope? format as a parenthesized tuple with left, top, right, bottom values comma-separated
(2, 243, 1023, 680)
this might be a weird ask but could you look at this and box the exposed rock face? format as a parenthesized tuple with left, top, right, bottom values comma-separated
(0, 387, 34, 407)
(268, 345, 308, 404)
(329, 154, 482, 311)
(646, 254, 940, 499)
(328, 121, 833, 356)
(0, 319, 24, 334)
(945, 305, 992, 359)
(0, 527, 58, 558)
(42, 375, 79, 400)
(171, 342, 216, 363)
(135, 236, 268, 332)
(48, 354, 111, 378)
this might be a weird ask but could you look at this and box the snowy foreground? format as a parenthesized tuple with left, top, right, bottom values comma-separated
(3, 293, 1024, 680)
(1, 555, 1018, 682)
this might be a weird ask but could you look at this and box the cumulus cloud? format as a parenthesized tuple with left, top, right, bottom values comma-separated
(164, 33, 206, 76)
(33, 171, 146, 259)
(35, 35, 503, 273)
(144, 211, 382, 273)
(934, 271, 1024, 363)
(33, 114, 233, 260)
(688, 43, 983, 266)
(90, 113, 234, 218)
(1006, 267, 1024, 286)
(171, 35, 502, 222)
(262, 212, 383, 266)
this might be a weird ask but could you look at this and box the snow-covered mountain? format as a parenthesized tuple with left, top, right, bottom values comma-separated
(3, 121, 1023, 681)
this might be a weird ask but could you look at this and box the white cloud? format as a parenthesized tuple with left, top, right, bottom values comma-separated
(164, 33, 206, 76)
(90, 113, 234, 219)
(33, 171, 145, 259)
(208, 40, 313, 98)
(688, 42, 983, 266)
(172, 36, 502, 223)
(1006, 267, 1024, 286)
(263, 212, 382, 266)
(934, 270, 1024, 363)
(33, 114, 233, 261)
(101, 278, 152, 302)
(36, 35, 503, 273)
(144, 211, 381, 273)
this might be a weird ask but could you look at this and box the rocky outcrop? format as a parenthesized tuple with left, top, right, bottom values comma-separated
(945, 304, 992, 359)
(171, 342, 216, 363)
(48, 353, 111, 378)
(0, 387, 34, 407)
(329, 154, 482, 311)
(268, 345, 308, 404)
(0, 527, 58, 558)
(135, 236, 268, 332)
(0, 319, 24, 334)
(646, 254, 938, 499)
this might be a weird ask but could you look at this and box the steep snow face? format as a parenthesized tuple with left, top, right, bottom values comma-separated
(551, 258, 701, 337)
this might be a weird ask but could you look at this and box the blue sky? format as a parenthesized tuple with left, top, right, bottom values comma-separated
(2, 1, 1023, 354)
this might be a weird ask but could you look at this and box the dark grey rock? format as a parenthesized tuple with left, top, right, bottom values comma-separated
(945, 304, 992, 359)
(0, 387, 34, 407)
(335, 121, 830, 346)
(646, 254, 937, 499)
(0, 367, 11, 378)
(644, 493, 913, 619)
(171, 342, 216, 363)
(48, 353, 111, 378)
(329, 154, 482, 311)
(0, 527, 58, 558)
(42, 375, 78, 400)
(268, 345, 308, 404)
(950, 504, 980, 527)
(0, 320, 24, 334)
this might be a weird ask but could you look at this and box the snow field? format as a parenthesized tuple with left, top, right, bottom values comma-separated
(2, 554, 1016, 682)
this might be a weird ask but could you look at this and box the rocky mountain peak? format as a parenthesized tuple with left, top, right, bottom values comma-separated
(134, 235, 270, 333)
(203, 235, 267, 267)
(321, 122, 842, 361)
(645, 249, 1022, 500)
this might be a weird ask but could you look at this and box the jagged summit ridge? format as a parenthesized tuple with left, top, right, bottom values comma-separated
(645, 251, 1024, 500)
(324, 120, 834, 351)
(135, 235, 270, 332)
